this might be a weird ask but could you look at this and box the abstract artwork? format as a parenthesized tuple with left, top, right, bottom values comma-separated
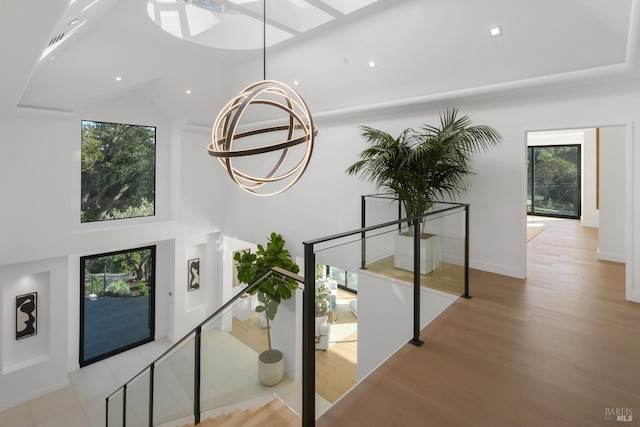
(188, 258, 200, 291)
(16, 292, 37, 340)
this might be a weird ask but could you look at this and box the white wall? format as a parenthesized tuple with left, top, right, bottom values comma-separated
(0, 257, 68, 412)
(2, 63, 640, 415)
(205, 88, 638, 299)
(598, 126, 627, 262)
(0, 98, 225, 410)
(356, 271, 457, 380)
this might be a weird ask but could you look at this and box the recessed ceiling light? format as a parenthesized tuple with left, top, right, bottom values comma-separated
(68, 18, 79, 26)
(368, 61, 377, 69)
(185, 89, 192, 94)
(293, 80, 300, 86)
(115, 76, 123, 81)
(489, 25, 502, 37)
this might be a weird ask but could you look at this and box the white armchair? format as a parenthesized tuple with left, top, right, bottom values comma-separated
(315, 316, 331, 350)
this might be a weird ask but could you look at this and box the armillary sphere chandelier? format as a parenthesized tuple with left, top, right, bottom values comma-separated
(208, 0, 318, 196)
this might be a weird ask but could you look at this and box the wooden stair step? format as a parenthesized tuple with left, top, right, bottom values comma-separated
(196, 397, 299, 427)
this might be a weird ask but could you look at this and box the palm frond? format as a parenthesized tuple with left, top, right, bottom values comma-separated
(346, 109, 502, 218)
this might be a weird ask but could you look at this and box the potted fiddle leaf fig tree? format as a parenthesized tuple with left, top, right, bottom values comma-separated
(346, 108, 502, 273)
(234, 232, 300, 386)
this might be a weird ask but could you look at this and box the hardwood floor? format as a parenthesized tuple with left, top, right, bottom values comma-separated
(317, 218, 640, 426)
(365, 256, 465, 296)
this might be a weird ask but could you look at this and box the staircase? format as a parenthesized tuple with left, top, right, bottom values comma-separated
(184, 397, 299, 427)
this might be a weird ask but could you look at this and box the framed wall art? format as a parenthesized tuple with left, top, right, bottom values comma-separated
(188, 258, 200, 291)
(16, 292, 37, 340)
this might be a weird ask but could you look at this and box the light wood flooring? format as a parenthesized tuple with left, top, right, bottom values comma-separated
(190, 397, 299, 427)
(365, 256, 465, 296)
(318, 218, 639, 426)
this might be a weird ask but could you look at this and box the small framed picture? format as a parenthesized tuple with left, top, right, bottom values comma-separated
(188, 258, 200, 291)
(16, 292, 37, 340)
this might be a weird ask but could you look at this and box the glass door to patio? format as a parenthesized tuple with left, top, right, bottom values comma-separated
(527, 145, 581, 219)
(80, 246, 155, 367)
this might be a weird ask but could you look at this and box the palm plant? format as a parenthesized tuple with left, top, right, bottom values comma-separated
(346, 108, 502, 232)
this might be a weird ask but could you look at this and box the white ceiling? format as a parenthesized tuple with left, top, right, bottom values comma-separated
(1, 0, 638, 126)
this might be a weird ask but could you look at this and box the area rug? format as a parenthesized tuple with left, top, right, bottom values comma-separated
(330, 300, 357, 344)
(527, 222, 548, 241)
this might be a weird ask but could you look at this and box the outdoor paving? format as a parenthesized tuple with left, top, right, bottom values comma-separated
(83, 295, 152, 362)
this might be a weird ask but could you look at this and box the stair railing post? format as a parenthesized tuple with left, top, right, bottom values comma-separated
(194, 326, 202, 425)
(361, 195, 366, 270)
(122, 384, 127, 427)
(302, 243, 316, 427)
(463, 205, 471, 299)
(148, 364, 154, 427)
(410, 216, 424, 347)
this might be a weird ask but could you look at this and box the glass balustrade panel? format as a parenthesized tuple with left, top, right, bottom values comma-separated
(198, 274, 302, 424)
(106, 389, 124, 427)
(153, 336, 195, 426)
(125, 370, 150, 426)
(421, 204, 467, 297)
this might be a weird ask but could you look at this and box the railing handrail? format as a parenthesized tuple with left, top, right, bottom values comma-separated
(105, 266, 295, 401)
(106, 197, 469, 427)
(304, 200, 468, 246)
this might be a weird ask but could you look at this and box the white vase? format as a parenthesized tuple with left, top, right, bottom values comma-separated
(393, 233, 442, 274)
(257, 349, 284, 386)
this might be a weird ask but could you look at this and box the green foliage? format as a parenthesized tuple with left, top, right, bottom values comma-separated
(234, 233, 300, 350)
(315, 280, 330, 315)
(346, 108, 502, 228)
(529, 146, 579, 215)
(104, 198, 155, 220)
(81, 121, 156, 222)
(84, 248, 152, 283)
(106, 279, 131, 297)
(137, 281, 149, 296)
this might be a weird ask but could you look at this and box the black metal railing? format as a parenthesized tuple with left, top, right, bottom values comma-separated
(105, 267, 305, 427)
(304, 197, 470, 361)
(106, 199, 470, 427)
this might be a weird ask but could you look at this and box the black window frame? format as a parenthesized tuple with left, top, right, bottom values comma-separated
(79, 245, 156, 367)
(527, 144, 582, 219)
(80, 119, 157, 223)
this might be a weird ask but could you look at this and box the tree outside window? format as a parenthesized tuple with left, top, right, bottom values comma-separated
(81, 120, 156, 222)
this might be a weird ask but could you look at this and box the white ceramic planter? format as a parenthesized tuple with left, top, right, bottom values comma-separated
(257, 349, 284, 386)
(393, 233, 442, 274)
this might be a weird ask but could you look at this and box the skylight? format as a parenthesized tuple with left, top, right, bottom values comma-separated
(146, 0, 382, 50)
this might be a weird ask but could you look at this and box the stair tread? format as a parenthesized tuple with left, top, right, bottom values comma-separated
(196, 397, 299, 427)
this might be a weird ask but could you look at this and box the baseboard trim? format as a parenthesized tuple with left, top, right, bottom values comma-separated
(470, 260, 525, 279)
(597, 251, 625, 263)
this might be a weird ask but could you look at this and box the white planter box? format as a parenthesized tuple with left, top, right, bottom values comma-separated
(393, 233, 442, 274)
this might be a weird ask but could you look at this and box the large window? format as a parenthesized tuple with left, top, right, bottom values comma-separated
(80, 246, 155, 367)
(326, 265, 358, 293)
(81, 120, 156, 222)
(527, 145, 581, 218)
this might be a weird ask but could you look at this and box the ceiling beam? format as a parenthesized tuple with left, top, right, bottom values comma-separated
(303, 0, 344, 18)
